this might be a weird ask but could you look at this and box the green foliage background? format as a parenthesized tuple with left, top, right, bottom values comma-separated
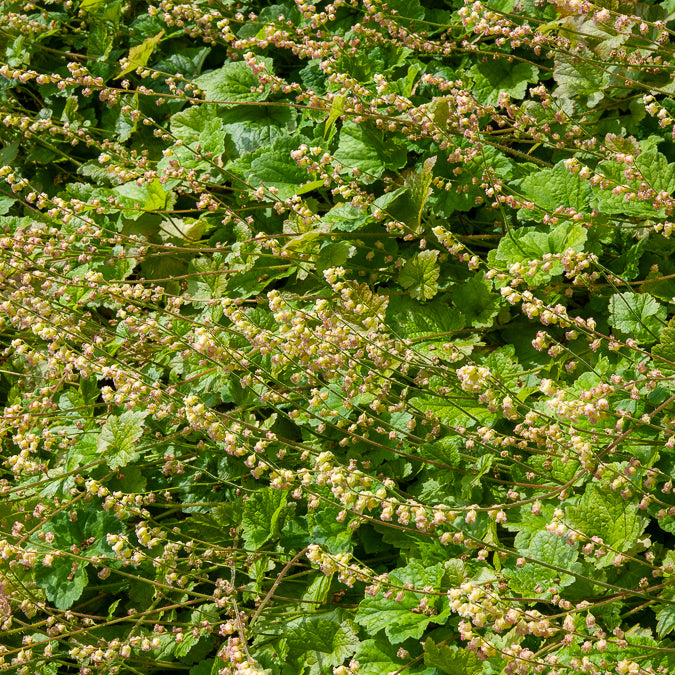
(2, 0, 675, 673)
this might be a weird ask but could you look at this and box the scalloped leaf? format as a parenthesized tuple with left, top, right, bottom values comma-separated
(399, 250, 440, 301)
(97, 410, 148, 470)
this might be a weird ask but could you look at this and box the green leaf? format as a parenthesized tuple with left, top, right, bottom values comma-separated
(317, 242, 354, 274)
(484, 344, 522, 379)
(410, 393, 493, 430)
(452, 274, 499, 328)
(470, 59, 539, 105)
(33, 509, 124, 609)
(162, 216, 213, 242)
(107, 464, 147, 494)
(356, 561, 445, 643)
(405, 157, 436, 222)
(324, 93, 345, 137)
(107, 598, 121, 621)
(506, 530, 579, 595)
(242, 488, 287, 550)
(353, 638, 437, 675)
(194, 59, 273, 103)
(189, 660, 215, 675)
(174, 605, 218, 659)
(222, 104, 297, 156)
(489, 221, 586, 284)
(35, 558, 88, 610)
(607, 238, 648, 282)
(351, 641, 399, 675)
(247, 136, 315, 199)
(373, 157, 436, 235)
(590, 159, 660, 218)
(443, 559, 466, 586)
(590, 151, 675, 218)
(520, 161, 593, 217)
(170, 104, 226, 151)
(634, 151, 675, 195)
(423, 639, 483, 675)
(608, 292, 666, 344)
(461, 453, 494, 500)
(102, 98, 138, 142)
(87, 20, 113, 60)
(301, 574, 332, 611)
(387, 295, 465, 341)
(284, 610, 359, 668)
(553, 46, 609, 107)
(97, 410, 148, 470)
(209, 658, 228, 674)
(154, 48, 210, 80)
(309, 504, 354, 554)
(0, 195, 15, 215)
(161, 104, 230, 171)
(566, 484, 649, 554)
(335, 121, 407, 181)
(112, 179, 172, 218)
(352, 639, 412, 675)
(117, 30, 164, 78)
(321, 202, 371, 232)
(65, 432, 99, 474)
(399, 250, 440, 301)
(228, 136, 313, 200)
(652, 316, 675, 372)
(186, 253, 229, 300)
(656, 604, 675, 638)
(222, 106, 297, 154)
(80, 0, 107, 12)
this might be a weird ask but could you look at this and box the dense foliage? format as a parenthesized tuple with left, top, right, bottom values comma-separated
(2, 0, 675, 673)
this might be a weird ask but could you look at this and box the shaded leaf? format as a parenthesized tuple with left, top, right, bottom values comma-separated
(33, 509, 124, 609)
(471, 59, 539, 105)
(608, 292, 666, 344)
(452, 274, 499, 328)
(652, 316, 675, 373)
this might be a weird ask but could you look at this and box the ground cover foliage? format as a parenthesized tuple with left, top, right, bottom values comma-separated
(4, 0, 675, 673)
